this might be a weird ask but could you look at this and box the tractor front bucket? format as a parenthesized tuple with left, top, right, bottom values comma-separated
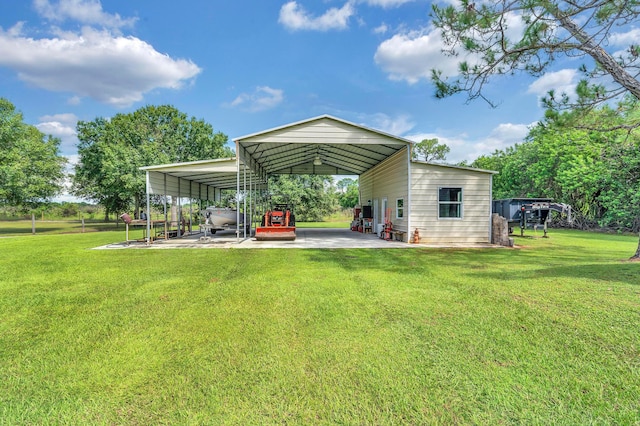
(255, 226, 296, 241)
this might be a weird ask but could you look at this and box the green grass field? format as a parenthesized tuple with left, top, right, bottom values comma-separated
(0, 219, 350, 236)
(0, 219, 122, 235)
(0, 230, 638, 424)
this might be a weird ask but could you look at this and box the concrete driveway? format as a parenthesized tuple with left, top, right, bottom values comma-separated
(97, 227, 409, 249)
(95, 227, 497, 250)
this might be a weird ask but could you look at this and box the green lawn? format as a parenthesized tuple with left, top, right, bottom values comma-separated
(0, 219, 122, 235)
(0, 230, 638, 424)
(0, 219, 349, 236)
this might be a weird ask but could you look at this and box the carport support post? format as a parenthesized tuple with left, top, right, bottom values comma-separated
(189, 185, 193, 235)
(249, 170, 253, 236)
(163, 174, 168, 239)
(146, 171, 151, 245)
(236, 156, 240, 243)
(243, 163, 247, 239)
(177, 179, 182, 238)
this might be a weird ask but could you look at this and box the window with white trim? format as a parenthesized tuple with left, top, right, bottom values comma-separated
(396, 198, 404, 219)
(438, 187, 462, 218)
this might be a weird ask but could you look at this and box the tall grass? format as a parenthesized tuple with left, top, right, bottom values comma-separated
(0, 230, 638, 424)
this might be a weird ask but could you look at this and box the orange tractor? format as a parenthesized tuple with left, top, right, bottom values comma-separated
(255, 203, 296, 241)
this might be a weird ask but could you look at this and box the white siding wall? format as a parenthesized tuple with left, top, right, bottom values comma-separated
(359, 148, 409, 235)
(410, 163, 492, 243)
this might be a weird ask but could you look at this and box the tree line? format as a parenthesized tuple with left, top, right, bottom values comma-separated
(2, 95, 638, 228)
(0, 98, 359, 222)
(469, 99, 640, 232)
(0, 98, 66, 207)
(429, 0, 640, 259)
(2, 0, 640, 257)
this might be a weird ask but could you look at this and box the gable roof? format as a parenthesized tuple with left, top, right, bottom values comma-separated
(140, 157, 265, 198)
(411, 159, 498, 174)
(234, 115, 412, 176)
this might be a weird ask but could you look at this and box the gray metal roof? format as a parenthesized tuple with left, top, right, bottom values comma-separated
(140, 157, 265, 198)
(234, 115, 413, 176)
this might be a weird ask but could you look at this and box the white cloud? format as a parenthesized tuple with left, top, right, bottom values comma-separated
(502, 11, 527, 45)
(67, 95, 81, 105)
(7, 21, 26, 37)
(35, 113, 79, 155)
(374, 11, 526, 85)
(36, 120, 75, 138)
(364, 113, 415, 135)
(406, 131, 466, 162)
(230, 86, 284, 112)
(474, 122, 531, 155)
(361, 0, 415, 7)
(34, 0, 137, 30)
(374, 28, 462, 84)
(609, 28, 640, 47)
(38, 112, 78, 127)
(373, 23, 388, 34)
(0, 26, 202, 107)
(407, 122, 533, 163)
(488, 123, 530, 141)
(527, 69, 577, 97)
(279, 1, 355, 31)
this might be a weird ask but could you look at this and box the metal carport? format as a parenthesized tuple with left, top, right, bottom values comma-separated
(140, 115, 413, 244)
(140, 157, 266, 243)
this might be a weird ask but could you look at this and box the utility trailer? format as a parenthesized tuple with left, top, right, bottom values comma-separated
(493, 198, 572, 237)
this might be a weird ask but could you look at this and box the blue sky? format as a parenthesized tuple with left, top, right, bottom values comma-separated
(1, 0, 637, 176)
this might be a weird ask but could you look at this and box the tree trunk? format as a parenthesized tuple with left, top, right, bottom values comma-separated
(134, 194, 141, 220)
(632, 234, 640, 260)
(104, 208, 110, 222)
(554, 10, 640, 100)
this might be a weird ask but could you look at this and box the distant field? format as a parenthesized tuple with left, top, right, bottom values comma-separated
(0, 219, 351, 236)
(0, 219, 123, 235)
(0, 230, 638, 424)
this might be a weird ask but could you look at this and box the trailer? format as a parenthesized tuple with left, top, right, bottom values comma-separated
(493, 198, 572, 237)
(200, 207, 249, 237)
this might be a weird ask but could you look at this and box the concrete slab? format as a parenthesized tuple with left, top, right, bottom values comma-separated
(94, 227, 499, 250)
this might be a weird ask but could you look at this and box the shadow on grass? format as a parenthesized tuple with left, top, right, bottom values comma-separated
(471, 263, 639, 287)
(304, 248, 437, 274)
(303, 246, 639, 286)
(303, 248, 513, 276)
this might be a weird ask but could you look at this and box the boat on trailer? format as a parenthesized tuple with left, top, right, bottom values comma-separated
(201, 207, 238, 234)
